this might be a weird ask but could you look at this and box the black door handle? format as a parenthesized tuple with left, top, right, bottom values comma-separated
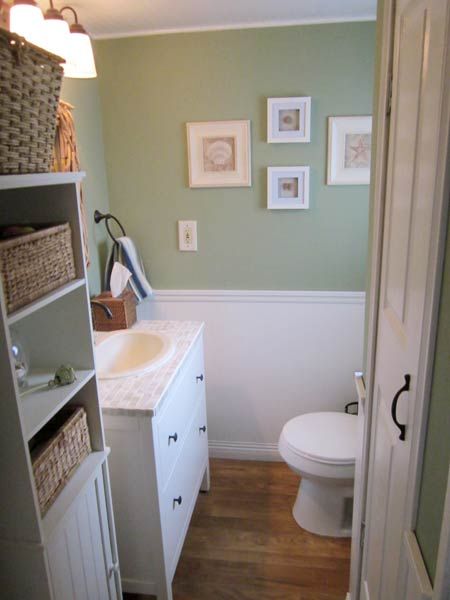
(173, 496, 182, 508)
(199, 425, 206, 433)
(168, 433, 178, 444)
(391, 374, 410, 441)
(196, 374, 204, 383)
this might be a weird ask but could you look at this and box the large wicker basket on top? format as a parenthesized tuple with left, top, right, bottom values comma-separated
(0, 223, 76, 314)
(31, 406, 92, 516)
(0, 28, 64, 174)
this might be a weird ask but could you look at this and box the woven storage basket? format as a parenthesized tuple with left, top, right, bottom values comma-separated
(31, 406, 91, 516)
(92, 290, 137, 331)
(0, 28, 64, 174)
(0, 223, 76, 314)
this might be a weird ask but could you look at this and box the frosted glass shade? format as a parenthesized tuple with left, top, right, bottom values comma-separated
(9, 3, 44, 47)
(64, 31, 97, 78)
(40, 17, 70, 61)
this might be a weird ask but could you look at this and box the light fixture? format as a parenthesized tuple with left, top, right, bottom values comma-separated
(7, 0, 96, 79)
(40, 0, 70, 60)
(9, 0, 44, 46)
(60, 6, 97, 78)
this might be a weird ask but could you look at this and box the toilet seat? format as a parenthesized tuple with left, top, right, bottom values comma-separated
(281, 412, 357, 466)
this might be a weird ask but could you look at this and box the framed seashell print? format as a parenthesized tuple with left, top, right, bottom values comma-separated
(186, 120, 251, 187)
(267, 97, 311, 143)
(327, 116, 372, 185)
(267, 166, 310, 210)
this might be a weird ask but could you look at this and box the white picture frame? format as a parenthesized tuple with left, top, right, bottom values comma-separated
(267, 97, 311, 143)
(327, 115, 372, 185)
(186, 120, 251, 188)
(267, 166, 310, 210)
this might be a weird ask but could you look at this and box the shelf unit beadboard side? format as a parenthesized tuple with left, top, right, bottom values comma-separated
(0, 282, 43, 543)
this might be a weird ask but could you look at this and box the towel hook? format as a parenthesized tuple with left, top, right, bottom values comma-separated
(94, 210, 126, 245)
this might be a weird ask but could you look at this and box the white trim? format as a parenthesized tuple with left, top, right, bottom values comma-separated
(0, 171, 86, 190)
(350, 0, 395, 597)
(209, 441, 281, 462)
(121, 577, 157, 595)
(92, 16, 376, 40)
(404, 531, 433, 600)
(152, 289, 366, 305)
(433, 466, 450, 600)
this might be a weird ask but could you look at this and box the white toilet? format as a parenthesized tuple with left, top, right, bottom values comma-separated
(278, 411, 357, 537)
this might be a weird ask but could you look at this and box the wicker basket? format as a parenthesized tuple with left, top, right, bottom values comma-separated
(92, 290, 137, 331)
(0, 223, 76, 314)
(31, 406, 92, 516)
(0, 28, 64, 174)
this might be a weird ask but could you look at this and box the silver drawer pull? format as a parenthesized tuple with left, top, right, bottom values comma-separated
(168, 433, 178, 444)
(173, 495, 182, 508)
(196, 374, 204, 383)
(199, 425, 206, 433)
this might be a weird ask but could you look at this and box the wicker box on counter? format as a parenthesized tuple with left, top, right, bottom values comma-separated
(0, 223, 76, 314)
(91, 290, 137, 331)
(0, 29, 64, 175)
(30, 406, 91, 516)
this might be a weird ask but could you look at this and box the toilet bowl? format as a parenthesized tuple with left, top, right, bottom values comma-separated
(278, 411, 357, 537)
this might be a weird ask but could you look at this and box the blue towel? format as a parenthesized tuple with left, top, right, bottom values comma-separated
(105, 236, 153, 302)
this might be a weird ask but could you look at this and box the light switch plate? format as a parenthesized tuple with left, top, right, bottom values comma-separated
(178, 220, 198, 251)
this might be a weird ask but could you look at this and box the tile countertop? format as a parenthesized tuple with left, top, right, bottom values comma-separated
(96, 320, 204, 417)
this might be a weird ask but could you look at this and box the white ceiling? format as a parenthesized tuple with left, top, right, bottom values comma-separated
(38, 0, 377, 39)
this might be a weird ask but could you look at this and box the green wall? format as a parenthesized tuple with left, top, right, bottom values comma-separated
(60, 79, 110, 295)
(416, 213, 450, 582)
(95, 23, 375, 291)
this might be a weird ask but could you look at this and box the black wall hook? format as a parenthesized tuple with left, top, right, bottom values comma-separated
(94, 209, 126, 244)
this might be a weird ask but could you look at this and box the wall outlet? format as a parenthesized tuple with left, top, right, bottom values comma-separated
(178, 220, 198, 251)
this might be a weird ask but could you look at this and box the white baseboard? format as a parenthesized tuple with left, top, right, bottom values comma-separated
(121, 577, 156, 595)
(403, 531, 432, 600)
(209, 440, 281, 461)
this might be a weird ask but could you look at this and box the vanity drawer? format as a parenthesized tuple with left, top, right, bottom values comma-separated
(156, 338, 205, 487)
(161, 396, 208, 578)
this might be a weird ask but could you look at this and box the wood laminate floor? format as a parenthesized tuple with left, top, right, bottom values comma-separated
(124, 458, 351, 600)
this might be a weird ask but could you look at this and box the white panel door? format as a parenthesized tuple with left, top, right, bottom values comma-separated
(46, 470, 118, 600)
(361, 0, 449, 599)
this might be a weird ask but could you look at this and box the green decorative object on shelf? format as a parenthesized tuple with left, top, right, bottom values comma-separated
(20, 364, 77, 398)
(48, 365, 77, 388)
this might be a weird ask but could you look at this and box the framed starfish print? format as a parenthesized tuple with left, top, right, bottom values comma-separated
(327, 116, 372, 185)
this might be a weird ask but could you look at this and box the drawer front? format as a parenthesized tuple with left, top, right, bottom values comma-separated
(161, 395, 208, 578)
(156, 338, 205, 487)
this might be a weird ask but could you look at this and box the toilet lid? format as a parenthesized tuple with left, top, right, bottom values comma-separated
(282, 412, 357, 465)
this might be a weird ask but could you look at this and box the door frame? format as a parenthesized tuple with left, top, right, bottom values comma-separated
(353, 0, 450, 598)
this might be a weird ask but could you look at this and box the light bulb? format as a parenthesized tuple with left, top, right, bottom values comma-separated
(40, 13, 70, 61)
(64, 29, 97, 78)
(9, 1, 44, 46)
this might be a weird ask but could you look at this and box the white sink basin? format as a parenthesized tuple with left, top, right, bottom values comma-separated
(95, 330, 175, 379)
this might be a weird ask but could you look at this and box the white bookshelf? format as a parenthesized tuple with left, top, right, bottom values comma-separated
(8, 278, 86, 326)
(0, 172, 121, 599)
(20, 369, 96, 441)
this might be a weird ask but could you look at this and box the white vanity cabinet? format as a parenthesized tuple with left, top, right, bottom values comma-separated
(0, 173, 121, 600)
(101, 325, 210, 600)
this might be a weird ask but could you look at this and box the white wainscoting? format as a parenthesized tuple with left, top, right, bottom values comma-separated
(139, 290, 366, 461)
